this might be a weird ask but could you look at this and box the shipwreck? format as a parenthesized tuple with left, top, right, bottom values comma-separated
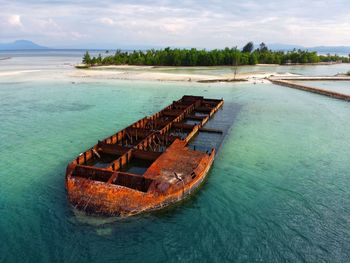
(66, 95, 225, 217)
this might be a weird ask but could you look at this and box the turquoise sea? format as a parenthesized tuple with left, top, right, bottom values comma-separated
(1, 51, 350, 262)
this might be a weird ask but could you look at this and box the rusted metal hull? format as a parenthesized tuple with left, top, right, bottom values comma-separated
(65, 95, 224, 217)
(66, 144, 214, 216)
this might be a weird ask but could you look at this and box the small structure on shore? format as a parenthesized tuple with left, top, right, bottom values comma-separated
(66, 95, 224, 217)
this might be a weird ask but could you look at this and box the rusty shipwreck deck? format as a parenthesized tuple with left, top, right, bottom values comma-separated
(66, 95, 224, 217)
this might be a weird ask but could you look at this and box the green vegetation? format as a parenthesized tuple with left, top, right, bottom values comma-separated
(242, 41, 254, 53)
(82, 51, 91, 65)
(82, 42, 350, 67)
(347, 71, 350, 76)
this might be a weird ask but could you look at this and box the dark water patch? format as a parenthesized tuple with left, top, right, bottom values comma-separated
(0, 81, 24, 85)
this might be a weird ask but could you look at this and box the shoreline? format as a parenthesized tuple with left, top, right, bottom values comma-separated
(76, 61, 345, 70)
(71, 64, 303, 83)
(2, 63, 348, 84)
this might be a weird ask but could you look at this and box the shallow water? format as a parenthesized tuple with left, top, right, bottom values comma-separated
(298, 81, 350, 96)
(150, 64, 350, 76)
(1, 52, 350, 262)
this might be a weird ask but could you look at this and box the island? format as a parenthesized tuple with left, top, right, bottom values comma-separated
(79, 42, 350, 68)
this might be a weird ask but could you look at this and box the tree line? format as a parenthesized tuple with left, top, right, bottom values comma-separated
(82, 42, 350, 67)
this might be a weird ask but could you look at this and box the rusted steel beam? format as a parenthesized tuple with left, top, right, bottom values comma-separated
(74, 165, 114, 181)
(125, 127, 151, 138)
(209, 100, 224, 117)
(107, 172, 119, 184)
(133, 149, 162, 161)
(200, 116, 210, 126)
(98, 142, 130, 155)
(184, 125, 200, 143)
(162, 109, 184, 117)
(184, 99, 224, 143)
(199, 128, 223, 134)
(186, 115, 206, 120)
(196, 106, 212, 113)
(182, 95, 204, 103)
(173, 123, 195, 130)
(203, 98, 223, 103)
(172, 103, 189, 109)
(107, 149, 133, 171)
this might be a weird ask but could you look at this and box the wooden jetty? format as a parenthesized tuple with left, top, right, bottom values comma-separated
(269, 78, 350, 101)
(66, 95, 224, 217)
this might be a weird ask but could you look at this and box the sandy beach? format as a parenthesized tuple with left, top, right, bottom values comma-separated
(69, 65, 302, 83)
(2, 59, 348, 84)
(0, 69, 42, 77)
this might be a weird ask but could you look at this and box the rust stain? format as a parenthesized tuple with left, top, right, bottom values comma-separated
(65, 95, 224, 217)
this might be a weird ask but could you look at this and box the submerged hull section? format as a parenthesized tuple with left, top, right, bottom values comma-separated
(65, 95, 224, 217)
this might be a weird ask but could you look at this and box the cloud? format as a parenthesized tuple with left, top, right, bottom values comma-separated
(0, 0, 350, 47)
(97, 17, 115, 26)
(161, 22, 187, 34)
(8, 14, 22, 27)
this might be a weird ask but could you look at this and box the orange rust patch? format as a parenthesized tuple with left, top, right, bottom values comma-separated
(144, 139, 207, 180)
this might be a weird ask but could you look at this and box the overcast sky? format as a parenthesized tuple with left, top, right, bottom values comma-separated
(1, 0, 350, 48)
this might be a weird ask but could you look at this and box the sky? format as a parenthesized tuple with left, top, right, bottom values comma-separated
(1, 0, 350, 49)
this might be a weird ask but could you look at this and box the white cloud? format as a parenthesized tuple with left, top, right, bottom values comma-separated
(161, 22, 187, 34)
(1, 0, 350, 47)
(70, 31, 87, 40)
(97, 17, 115, 26)
(33, 18, 61, 31)
(8, 14, 22, 27)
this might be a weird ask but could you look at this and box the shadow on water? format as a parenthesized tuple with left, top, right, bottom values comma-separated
(188, 101, 243, 154)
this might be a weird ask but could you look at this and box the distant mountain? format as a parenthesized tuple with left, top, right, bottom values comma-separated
(268, 43, 350, 55)
(0, 40, 48, 50)
(268, 43, 305, 51)
(308, 46, 350, 54)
